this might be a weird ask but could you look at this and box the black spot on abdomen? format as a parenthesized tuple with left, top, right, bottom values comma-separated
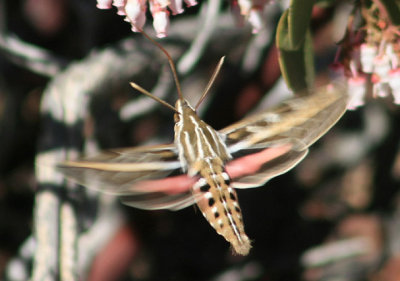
(208, 198, 215, 206)
(200, 184, 211, 193)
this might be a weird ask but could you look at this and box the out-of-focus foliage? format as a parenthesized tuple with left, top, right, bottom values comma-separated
(276, 0, 315, 92)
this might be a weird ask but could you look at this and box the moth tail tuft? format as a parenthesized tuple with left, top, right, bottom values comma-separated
(231, 235, 252, 256)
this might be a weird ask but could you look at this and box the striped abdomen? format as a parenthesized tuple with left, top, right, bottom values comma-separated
(174, 99, 251, 255)
(192, 158, 251, 255)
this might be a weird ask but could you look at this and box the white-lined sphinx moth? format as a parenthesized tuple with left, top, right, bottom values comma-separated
(58, 31, 348, 256)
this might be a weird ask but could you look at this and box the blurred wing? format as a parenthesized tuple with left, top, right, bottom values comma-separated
(58, 84, 347, 208)
(121, 190, 200, 211)
(58, 144, 198, 210)
(221, 83, 348, 188)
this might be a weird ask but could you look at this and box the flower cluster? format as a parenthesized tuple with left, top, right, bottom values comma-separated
(96, 0, 270, 38)
(96, 0, 197, 38)
(346, 42, 400, 110)
(339, 3, 400, 110)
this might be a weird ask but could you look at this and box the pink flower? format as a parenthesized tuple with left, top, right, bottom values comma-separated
(97, 0, 113, 9)
(183, 0, 197, 7)
(169, 0, 184, 15)
(388, 68, 400, 104)
(360, 43, 377, 73)
(371, 74, 390, 98)
(150, 0, 170, 38)
(373, 55, 391, 81)
(125, 0, 147, 32)
(347, 75, 367, 110)
(113, 0, 126, 7)
(236, 0, 270, 32)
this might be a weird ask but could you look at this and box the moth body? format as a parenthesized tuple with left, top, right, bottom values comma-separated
(174, 98, 251, 255)
(56, 31, 348, 256)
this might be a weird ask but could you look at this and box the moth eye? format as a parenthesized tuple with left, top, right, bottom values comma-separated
(174, 113, 180, 122)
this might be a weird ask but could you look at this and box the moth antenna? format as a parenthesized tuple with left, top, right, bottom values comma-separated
(135, 26, 184, 100)
(195, 56, 225, 110)
(130, 82, 179, 114)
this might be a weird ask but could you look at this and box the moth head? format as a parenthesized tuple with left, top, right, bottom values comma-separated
(174, 99, 185, 122)
(175, 99, 190, 111)
(174, 112, 180, 122)
(174, 99, 197, 123)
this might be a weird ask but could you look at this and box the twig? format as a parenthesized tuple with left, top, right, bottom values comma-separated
(177, 0, 222, 74)
(301, 237, 372, 267)
(0, 33, 65, 77)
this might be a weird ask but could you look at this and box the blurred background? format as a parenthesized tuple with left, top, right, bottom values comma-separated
(1, 0, 400, 280)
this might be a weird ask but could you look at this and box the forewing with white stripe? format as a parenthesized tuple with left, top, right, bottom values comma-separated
(58, 144, 201, 210)
(221, 83, 347, 189)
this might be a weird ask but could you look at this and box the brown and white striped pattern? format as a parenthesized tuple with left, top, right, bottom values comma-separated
(174, 99, 251, 255)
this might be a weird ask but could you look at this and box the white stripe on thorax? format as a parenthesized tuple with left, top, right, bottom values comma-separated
(183, 131, 195, 162)
(175, 119, 187, 171)
(206, 125, 222, 155)
(186, 115, 205, 160)
(206, 125, 231, 159)
(189, 116, 218, 159)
